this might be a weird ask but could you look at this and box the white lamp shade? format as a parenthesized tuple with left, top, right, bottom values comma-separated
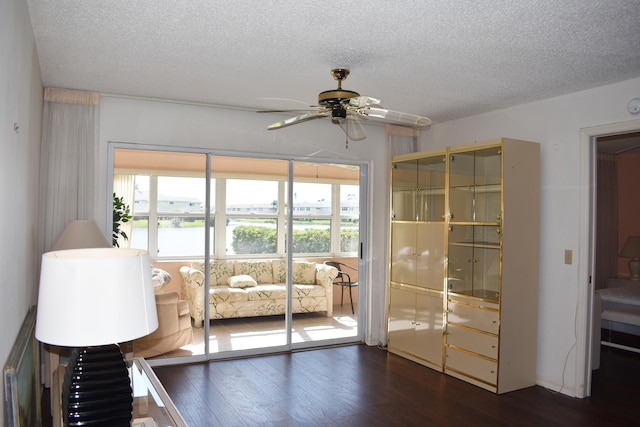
(50, 220, 112, 251)
(35, 248, 158, 347)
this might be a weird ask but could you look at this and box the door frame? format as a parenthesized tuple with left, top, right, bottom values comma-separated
(108, 142, 369, 365)
(577, 118, 640, 398)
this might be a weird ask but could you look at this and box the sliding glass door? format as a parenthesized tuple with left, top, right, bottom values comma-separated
(290, 162, 361, 347)
(113, 148, 209, 359)
(209, 156, 289, 355)
(111, 145, 365, 363)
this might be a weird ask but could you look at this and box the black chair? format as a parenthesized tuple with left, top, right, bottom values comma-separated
(324, 261, 358, 314)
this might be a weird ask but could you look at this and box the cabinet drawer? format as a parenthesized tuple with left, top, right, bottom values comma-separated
(446, 324, 498, 359)
(445, 346, 497, 386)
(447, 300, 499, 334)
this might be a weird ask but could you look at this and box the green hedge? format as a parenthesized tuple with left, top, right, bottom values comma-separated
(231, 225, 358, 254)
(340, 228, 359, 252)
(231, 225, 277, 254)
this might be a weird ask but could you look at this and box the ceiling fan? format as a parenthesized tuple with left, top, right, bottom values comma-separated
(261, 68, 431, 145)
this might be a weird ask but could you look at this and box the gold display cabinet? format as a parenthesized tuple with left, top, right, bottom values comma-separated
(388, 152, 447, 371)
(388, 138, 540, 394)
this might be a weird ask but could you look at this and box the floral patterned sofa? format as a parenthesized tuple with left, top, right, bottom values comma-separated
(179, 259, 338, 327)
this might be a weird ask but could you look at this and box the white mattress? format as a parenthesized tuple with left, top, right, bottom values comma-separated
(597, 285, 640, 306)
(601, 308, 640, 327)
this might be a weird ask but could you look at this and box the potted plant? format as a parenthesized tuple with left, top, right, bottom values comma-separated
(112, 193, 132, 247)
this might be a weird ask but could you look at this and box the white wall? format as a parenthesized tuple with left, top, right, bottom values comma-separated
(422, 77, 640, 396)
(98, 97, 392, 344)
(0, 0, 43, 424)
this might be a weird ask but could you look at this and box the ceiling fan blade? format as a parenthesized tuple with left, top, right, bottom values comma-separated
(337, 114, 367, 141)
(267, 111, 329, 130)
(347, 96, 382, 108)
(358, 107, 432, 127)
(257, 97, 317, 108)
(258, 108, 319, 113)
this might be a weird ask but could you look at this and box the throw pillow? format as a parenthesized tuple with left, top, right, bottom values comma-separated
(228, 274, 258, 288)
(151, 267, 171, 293)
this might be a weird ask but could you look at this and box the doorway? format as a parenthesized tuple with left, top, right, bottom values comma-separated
(578, 118, 640, 398)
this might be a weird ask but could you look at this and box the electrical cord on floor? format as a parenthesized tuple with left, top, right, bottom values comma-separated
(545, 289, 580, 396)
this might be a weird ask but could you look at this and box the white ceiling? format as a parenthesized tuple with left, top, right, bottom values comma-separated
(26, 1, 640, 124)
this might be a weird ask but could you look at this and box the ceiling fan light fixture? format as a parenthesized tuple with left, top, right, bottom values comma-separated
(331, 106, 347, 124)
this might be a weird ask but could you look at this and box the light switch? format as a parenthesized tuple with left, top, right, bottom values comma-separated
(564, 249, 573, 265)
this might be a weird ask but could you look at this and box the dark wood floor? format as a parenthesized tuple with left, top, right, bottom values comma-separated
(153, 344, 640, 426)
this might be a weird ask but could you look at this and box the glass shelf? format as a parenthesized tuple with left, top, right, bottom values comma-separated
(449, 147, 502, 223)
(392, 154, 446, 222)
(449, 241, 501, 249)
(130, 358, 188, 427)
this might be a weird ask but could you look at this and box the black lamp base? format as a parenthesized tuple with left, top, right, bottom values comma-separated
(62, 344, 132, 427)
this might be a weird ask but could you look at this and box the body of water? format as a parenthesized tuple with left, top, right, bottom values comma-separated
(131, 222, 357, 257)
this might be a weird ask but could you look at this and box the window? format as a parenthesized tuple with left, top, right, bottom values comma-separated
(128, 175, 213, 257)
(225, 179, 279, 255)
(114, 150, 360, 260)
(289, 182, 332, 254)
(340, 184, 360, 253)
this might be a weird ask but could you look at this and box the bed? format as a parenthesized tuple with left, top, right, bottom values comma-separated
(595, 280, 640, 353)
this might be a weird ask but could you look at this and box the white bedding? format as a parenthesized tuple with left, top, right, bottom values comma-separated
(597, 285, 640, 306)
(596, 284, 640, 352)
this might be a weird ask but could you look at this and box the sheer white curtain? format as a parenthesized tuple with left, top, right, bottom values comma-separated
(38, 88, 100, 254)
(376, 124, 422, 342)
(386, 124, 420, 156)
(113, 174, 135, 248)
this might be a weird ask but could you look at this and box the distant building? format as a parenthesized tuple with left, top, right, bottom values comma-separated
(134, 190, 204, 213)
(133, 190, 358, 216)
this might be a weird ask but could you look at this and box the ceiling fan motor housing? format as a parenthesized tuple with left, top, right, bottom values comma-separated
(318, 89, 360, 106)
(319, 87, 359, 125)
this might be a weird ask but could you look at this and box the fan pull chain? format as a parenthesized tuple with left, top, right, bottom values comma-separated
(345, 111, 349, 149)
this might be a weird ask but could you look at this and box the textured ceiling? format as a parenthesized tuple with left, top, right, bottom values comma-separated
(26, 0, 640, 123)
